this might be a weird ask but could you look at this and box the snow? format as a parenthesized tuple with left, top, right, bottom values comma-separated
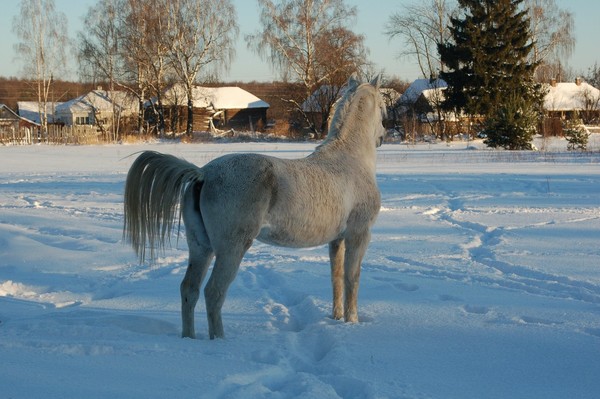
(1, 137, 600, 399)
(162, 84, 270, 109)
(16, 101, 62, 124)
(544, 81, 600, 111)
(399, 78, 448, 105)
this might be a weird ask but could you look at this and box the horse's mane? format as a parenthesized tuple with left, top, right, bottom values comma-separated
(319, 75, 384, 147)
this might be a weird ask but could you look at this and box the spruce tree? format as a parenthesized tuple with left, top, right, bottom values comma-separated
(439, 0, 543, 149)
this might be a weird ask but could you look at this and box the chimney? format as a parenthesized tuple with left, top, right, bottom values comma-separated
(575, 77, 582, 86)
(550, 79, 557, 87)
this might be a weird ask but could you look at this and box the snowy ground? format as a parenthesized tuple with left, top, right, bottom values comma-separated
(1, 137, 600, 399)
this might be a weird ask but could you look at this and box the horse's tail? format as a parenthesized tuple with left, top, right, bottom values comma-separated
(123, 151, 204, 263)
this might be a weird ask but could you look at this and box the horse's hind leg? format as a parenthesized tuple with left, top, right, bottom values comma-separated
(329, 238, 345, 320)
(343, 230, 371, 323)
(181, 245, 213, 338)
(204, 248, 248, 339)
(181, 183, 214, 339)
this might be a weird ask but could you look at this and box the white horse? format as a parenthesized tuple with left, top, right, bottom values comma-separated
(123, 75, 386, 339)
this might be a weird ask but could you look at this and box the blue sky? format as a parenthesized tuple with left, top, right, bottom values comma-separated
(0, 0, 597, 82)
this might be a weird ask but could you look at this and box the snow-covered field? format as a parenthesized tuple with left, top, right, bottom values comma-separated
(1, 137, 600, 399)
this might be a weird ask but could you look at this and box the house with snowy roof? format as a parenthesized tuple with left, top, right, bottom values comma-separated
(54, 89, 138, 127)
(160, 84, 269, 132)
(397, 77, 447, 111)
(0, 103, 40, 144)
(544, 78, 600, 123)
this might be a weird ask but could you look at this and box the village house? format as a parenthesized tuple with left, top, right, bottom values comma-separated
(53, 89, 138, 127)
(160, 84, 270, 133)
(0, 103, 39, 144)
(539, 78, 600, 136)
(395, 77, 458, 140)
(544, 78, 600, 122)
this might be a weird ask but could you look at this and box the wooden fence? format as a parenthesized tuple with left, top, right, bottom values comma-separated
(0, 125, 102, 145)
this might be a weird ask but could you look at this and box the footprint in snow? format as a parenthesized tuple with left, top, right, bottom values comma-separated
(393, 282, 419, 292)
(462, 304, 490, 315)
(439, 294, 462, 302)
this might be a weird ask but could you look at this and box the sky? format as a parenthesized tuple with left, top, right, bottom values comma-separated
(0, 0, 598, 83)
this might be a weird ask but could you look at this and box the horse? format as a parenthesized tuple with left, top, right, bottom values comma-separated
(123, 75, 386, 339)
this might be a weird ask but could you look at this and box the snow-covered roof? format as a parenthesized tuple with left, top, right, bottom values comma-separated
(544, 81, 600, 111)
(55, 90, 137, 115)
(301, 85, 343, 113)
(17, 101, 62, 124)
(162, 85, 269, 110)
(1, 103, 40, 126)
(399, 78, 447, 105)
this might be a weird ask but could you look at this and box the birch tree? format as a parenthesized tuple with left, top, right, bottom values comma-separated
(78, 0, 125, 141)
(385, 0, 456, 79)
(247, 0, 369, 135)
(12, 0, 68, 141)
(165, 0, 238, 136)
(525, 0, 575, 82)
(131, 0, 172, 136)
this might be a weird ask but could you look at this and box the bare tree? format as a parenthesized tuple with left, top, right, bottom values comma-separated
(133, 0, 172, 136)
(578, 86, 600, 125)
(385, 0, 456, 79)
(165, 0, 238, 136)
(120, 0, 157, 136)
(78, 0, 125, 141)
(585, 62, 600, 89)
(12, 0, 69, 140)
(247, 0, 369, 135)
(525, 0, 575, 82)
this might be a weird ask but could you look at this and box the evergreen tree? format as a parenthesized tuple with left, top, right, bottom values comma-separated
(439, 0, 542, 148)
(563, 117, 589, 151)
(482, 91, 538, 150)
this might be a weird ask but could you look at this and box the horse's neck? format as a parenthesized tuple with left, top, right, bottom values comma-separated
(313, 135, 377, 174)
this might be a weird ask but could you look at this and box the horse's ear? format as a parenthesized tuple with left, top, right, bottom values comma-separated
(370, 75, 383, 89)
(347, 73, 361, 90)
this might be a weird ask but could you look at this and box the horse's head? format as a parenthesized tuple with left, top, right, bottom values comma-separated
(326, 74, 387, 150)
(367, 75, 387, 148)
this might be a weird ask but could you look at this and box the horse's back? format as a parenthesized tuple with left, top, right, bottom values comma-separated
(197, 151, 380, 250)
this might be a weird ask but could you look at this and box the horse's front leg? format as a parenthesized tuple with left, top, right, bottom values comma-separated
(329, 238, 345, 320)
(343, 230, 371, 323)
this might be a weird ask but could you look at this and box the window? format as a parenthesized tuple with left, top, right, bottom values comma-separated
(75, 116, 90, 125)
